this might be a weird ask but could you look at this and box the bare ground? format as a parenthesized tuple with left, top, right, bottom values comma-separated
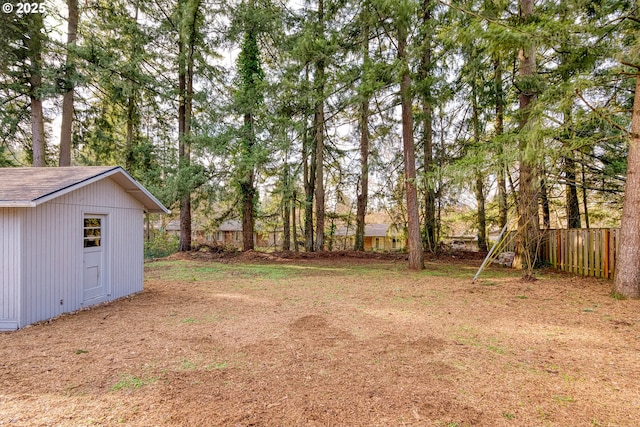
(1, 251, 639, 426)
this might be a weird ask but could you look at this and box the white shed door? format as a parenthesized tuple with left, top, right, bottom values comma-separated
(83, 215, 106, 302)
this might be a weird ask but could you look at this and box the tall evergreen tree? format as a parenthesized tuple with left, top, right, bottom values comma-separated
(354, 0, 372, 252)
(313, 0, 327, 251)
(513, 0, 540, 278)
(177, 0, 202, 252)
(418, 0, 437, 253)
(396, 0, 424, 270)
(59, 0, 79, 166)
(235, 0, 265, 251)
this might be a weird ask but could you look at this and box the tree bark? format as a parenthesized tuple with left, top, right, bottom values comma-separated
(494, 54, 508, 230)
(28, 14, 46, 167)
(581, 159, 590, 228)
(613, 72, 640, 298)
(470, 50, 486, 252)
(355, 13, 370, 252)
(513, 0, 539, 278)
(540, 169, 551, 229)
(59, 0, 78, 167)
(303, 119, 316, 252)
(420, 0, 437, 253)
(564, 156, 581, 228)
(398, 20, 424, 271)
(125, 1, 140, 173)
(178, 35, 192, 251)
(292, 189, 299, 252)
(177, 0, 200, 252)
(303, 66, 315, 252)
(562, 109, 581, 228)
(282, 165, 291, 251)
(313, 0, 326, 252)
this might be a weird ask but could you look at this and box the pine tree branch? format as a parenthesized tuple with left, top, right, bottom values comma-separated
(575, 89, 633, 138)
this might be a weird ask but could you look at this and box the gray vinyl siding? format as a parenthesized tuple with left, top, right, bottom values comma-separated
(0, 208, 21, 330)
(17, 178, 145, 328)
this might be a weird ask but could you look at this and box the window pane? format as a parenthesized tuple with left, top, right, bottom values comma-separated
(84, 218, 101, 228)
(84, 218, 102, 247)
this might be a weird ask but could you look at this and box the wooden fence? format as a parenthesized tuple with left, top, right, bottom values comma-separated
(492, 228, 620, 279)
(540, 228, 620, 279)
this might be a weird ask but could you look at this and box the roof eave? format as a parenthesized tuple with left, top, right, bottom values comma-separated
(20, 166, 169, 214)
(0, 201, 37, 208)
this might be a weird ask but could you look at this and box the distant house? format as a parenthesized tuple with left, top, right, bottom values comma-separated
(214, 220, 246, 248)
(212, 220, 281, 249)
(333, 224, 406, 251)
(161, 218, 210, 242)
(0, 166, 169, 331)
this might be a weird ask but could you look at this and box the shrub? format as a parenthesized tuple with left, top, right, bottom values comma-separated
(145, 233, 179, 258)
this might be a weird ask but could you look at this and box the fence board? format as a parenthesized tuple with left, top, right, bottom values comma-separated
(536, 228, 618, 279)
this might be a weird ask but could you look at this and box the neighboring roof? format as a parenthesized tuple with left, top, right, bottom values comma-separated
(334, 224, 396, 237)
(218, 220, 242, 231)
(0, 166, 169, 214)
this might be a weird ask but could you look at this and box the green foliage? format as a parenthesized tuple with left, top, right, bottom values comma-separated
(145, 233, 179, 259)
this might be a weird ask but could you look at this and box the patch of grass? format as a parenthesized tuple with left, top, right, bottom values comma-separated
(75, 349, 89, 354)
(487, 344, 505, 354)
(610, 291, 626, 300)
(206, 362, 228, 370)
(553, 395, 575, 403)
(502, 412, 515, 420)
(111, 374, 156, 391)
(515, 295, 528, 299)
(181, 317, 197, 324)
(180, 359, 198, 370)
(480, 280, 498, 286)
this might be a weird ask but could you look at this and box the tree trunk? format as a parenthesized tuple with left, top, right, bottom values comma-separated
(292, 189, 299, 252)
(355, 16, 370, 252)
(470, 52, 487, 252)
(494, 54, 508, 230)
(398, 21, 424, 271)
(178, 41, 192, 252)
(59, 0, 78, 167)
(30, 96, 46, 167)
(302, 66, 315, 252)
(177, 2, 198, 252)
(178, 34, 187, 249)
(562, 105, 581, 228)
(420, 0, 436, 253)
(613, 72, 640, 298)
(28, 14, 45, 167)
(241, 169, 255, 251)
(581, 159, 590, 228)
(355, 98, 369, 252)
(303, 119, 315, 252)
(564, 155, 581, 228)
(475, 176, 487, 251)
(282, 165, 291, 251)
(313, 100, 325, 251)
(540, 169, 551, 229)
(513, 0, 539, 278)
(313, 0, 326, 252)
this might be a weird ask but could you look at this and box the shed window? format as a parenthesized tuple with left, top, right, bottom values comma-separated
(84, 218, 102, 248)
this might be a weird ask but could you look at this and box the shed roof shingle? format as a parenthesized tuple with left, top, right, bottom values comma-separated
(0, 166, 169, 213)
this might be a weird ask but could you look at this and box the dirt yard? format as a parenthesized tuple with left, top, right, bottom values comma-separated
(1, 251, 639, 426)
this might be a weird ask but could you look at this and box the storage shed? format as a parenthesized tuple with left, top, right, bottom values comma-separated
(0, 166, 169, 331)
